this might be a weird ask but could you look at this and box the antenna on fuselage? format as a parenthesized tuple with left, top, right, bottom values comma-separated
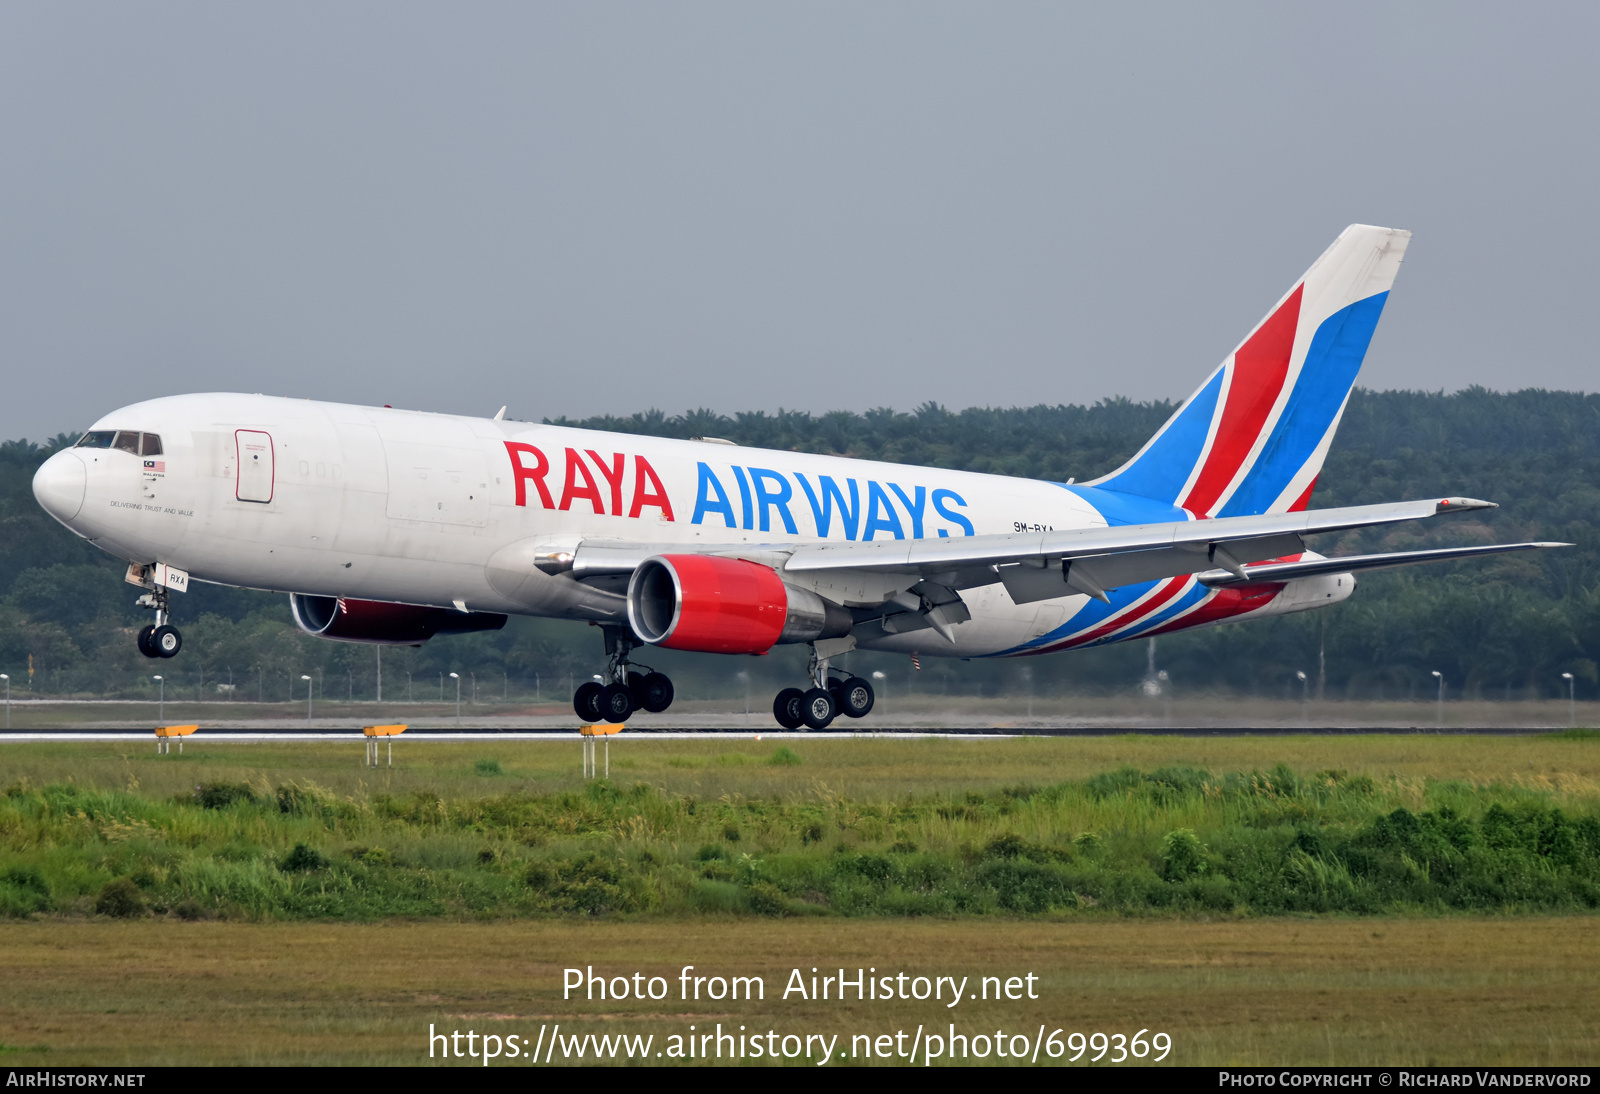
(493, 406, 507, 421)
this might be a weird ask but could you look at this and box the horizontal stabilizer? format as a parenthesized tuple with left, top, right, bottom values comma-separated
(1197, 542, 1569, 588)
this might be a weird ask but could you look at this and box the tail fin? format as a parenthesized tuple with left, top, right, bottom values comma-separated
(1090, 224, 1411, 518)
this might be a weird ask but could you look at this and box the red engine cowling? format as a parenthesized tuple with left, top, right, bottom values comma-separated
(290, 594, 507, 646)
(626, 554, 851, 654)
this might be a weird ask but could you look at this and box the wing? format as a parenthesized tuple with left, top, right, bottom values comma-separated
(555, 497, 1566, 640)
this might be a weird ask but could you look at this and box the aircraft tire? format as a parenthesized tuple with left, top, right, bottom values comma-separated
(573, 681, 605, 722)
(635, 672, 674, 713)
(152, 625, 182, 658)
(136, 625, 160, 659)
(801, 687, 836, 730)
(599, 683, 635, 722)
(773, 688, 806, 729)
(835, 676, 874, 719)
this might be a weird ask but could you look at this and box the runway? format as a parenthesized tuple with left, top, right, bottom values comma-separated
(0, 724, 1568, 742)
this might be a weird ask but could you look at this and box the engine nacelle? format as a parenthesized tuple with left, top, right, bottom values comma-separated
(289, 594, 507, 646)
(627, 554, 851, 655)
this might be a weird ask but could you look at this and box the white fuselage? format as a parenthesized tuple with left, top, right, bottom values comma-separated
(36, 393, 1345, 658)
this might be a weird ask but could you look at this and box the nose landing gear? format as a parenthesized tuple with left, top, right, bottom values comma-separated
(771, 647, 874, 730)
(137, 623, 182, 659)
(572, 627, 674, 723)
(134, 586, 182, 659)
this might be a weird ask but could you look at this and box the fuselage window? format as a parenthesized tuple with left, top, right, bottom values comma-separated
(76, 431, 115, 449)
(113, 431, 141, 454)
(140, 433, 163, 456)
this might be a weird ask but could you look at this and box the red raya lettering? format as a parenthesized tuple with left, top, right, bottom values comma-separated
(505, 442, 674, 522)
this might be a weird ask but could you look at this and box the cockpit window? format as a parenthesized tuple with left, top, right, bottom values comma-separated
(77, 430, 163, 454)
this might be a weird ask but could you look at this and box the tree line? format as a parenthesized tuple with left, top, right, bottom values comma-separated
(2, 386, 1596, 704)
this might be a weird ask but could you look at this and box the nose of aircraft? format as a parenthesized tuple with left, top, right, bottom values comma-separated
(33, 450, 87, 523)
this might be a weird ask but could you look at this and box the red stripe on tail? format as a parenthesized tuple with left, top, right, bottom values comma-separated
(1182, 284, 1303, 517)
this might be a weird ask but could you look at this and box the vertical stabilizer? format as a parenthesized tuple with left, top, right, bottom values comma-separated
(1089, 224, 1410, 517)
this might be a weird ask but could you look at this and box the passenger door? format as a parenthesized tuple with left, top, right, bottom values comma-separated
(235, 430, 275, 503)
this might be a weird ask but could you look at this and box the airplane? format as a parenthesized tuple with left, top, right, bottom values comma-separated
(31, 224, 1566, 729)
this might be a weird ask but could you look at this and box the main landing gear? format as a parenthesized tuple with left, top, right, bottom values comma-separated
(134, 585, 182, 659)
(572, 627, 674, 723)
(772, 646, 875, 731)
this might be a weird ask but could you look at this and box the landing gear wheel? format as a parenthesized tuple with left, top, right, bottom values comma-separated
(573, 681, 605, 722)
(773, 687, 806, 730)
(632, 671, 674, 713)
(136, 625, 159, 659)
(151, 625, 182, 658)
(801, 687, 836, 730)
(598, 683, 635, 722)
(835, 676, 875, 719)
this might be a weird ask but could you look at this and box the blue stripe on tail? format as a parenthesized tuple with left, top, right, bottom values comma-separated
(1217, 292, 1388, 517)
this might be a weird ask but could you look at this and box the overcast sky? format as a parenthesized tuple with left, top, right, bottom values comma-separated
(2, 2, 1596, 440)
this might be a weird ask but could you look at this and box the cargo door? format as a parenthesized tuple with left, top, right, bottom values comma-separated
(236, 430, 275, 503)
(370, 413, 489, 527)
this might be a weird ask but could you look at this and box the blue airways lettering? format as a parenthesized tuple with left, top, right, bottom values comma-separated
(692, 466, 970, 540)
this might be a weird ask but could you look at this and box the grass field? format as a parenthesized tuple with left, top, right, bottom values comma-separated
(3, 735, 1597, 1066)
(3, 734, 1599, 920)
(0, 917, 1594, 1066)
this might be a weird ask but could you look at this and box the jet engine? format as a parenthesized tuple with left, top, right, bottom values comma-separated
(627, 555, 851, 655)
(289, 594, 507, 646)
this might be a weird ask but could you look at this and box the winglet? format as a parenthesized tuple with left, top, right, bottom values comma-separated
(1436, 497, 1496, 513)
